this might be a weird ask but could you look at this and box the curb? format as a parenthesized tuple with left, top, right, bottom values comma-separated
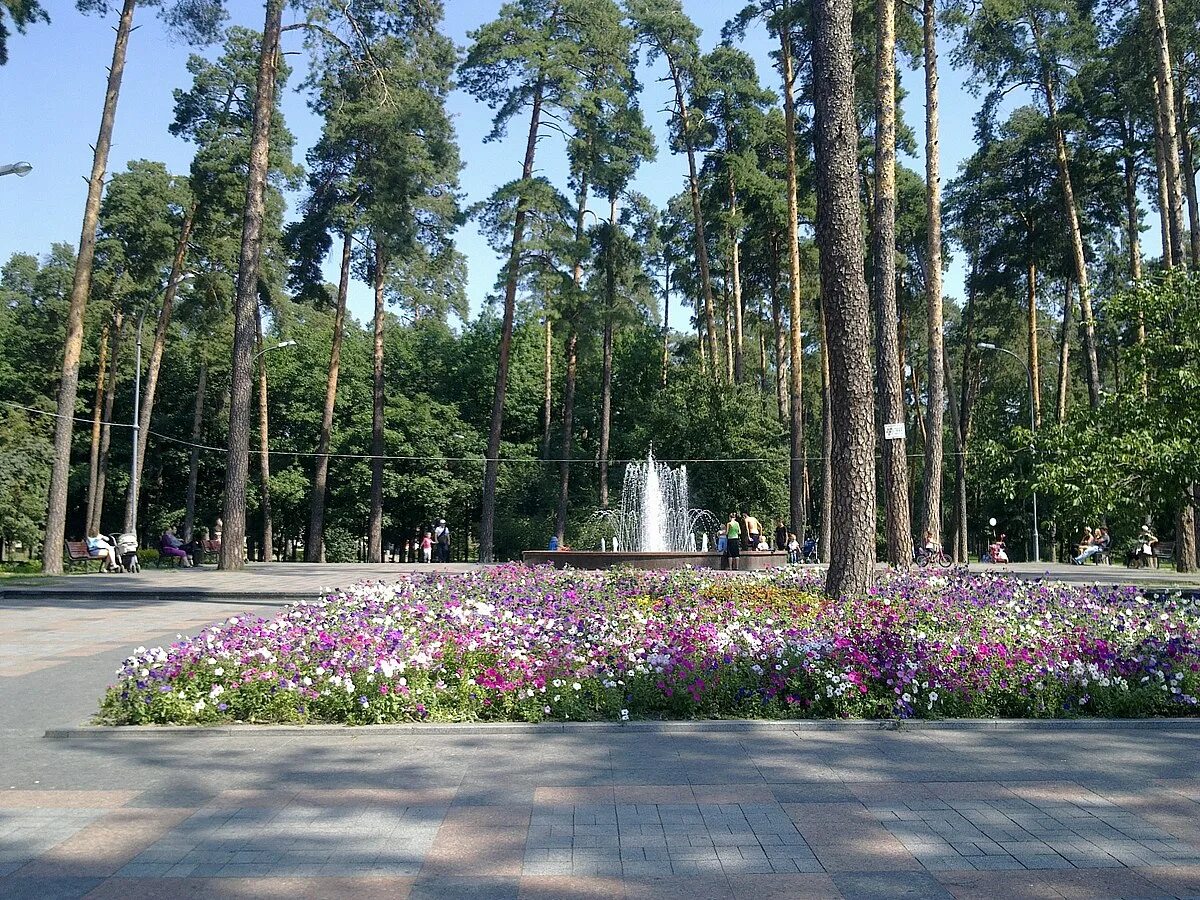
(45, 717, 1200, 739)
(0, 590, 317, 605)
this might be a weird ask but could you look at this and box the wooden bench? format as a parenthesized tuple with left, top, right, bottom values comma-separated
(1152, 541, 1175, 567)
(65, 540, 102, 573)
(201, 539, 221, 563)
(155, 549, 186, 568)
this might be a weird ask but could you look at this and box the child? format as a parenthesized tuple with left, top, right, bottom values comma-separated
(786, 533, 800, 564)
(421, 531, 433, 563)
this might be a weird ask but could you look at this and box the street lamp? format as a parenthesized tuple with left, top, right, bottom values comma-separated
(0, 162, 32, 177)
(254, 339, 297, 362)
(977, 341, 1040, 563)
(128, 272, 195, 535)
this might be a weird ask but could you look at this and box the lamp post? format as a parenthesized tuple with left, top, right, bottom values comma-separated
(977, 341, 1040, 562)
(128, 273, 193, 536)
(0, 162, 32, 177)
(254, 339, 296, 362)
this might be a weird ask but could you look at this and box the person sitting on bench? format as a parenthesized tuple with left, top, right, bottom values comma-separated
(160, 526, 195, 567)
(86, 530, 120, 572)
(1073, 525, 1110, 564)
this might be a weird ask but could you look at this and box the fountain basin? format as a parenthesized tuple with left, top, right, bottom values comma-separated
(522, 550, 793, 571)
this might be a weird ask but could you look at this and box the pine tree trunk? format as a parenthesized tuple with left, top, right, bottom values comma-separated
(1178, 81, 1200, 266)
(813, 0, 877, 596)
(1056, 279, 1073, 425)
(1027, 261, 1041, 426)
(599, 197, 617, 510)
(555, 328, 578, 542)
(542, 313, 553, 458)
(1153, 80, 1174, 263)
(770, 243, 787, 423)
(368, 241, 386, 563)
(723, 280, 735, 381)
(1177, 499, 1197, 572)
(85, 319, 111, 533)
(954, 266, 978, 561)
(306, 231, 352, 562)
(909, 355, 926, 445)
(819, 298, 833, 561)
(662, 256, 670, 387)
(921, 0, 946, 547)
(89, 312, 124, 536)
(668, 58, 720, 373)
(255, 306, 274, 562)
(1031, 23, 1101, 406)
(874, 0, 913, 566)
(126, 204, 195, 531)
(943, 347, 963, 560)
(1124, 153, 1144, 282)
(556, 174, 590, 535)
(1124, 149, 1149, 397)
(779, 21, 807, 548)
(1149, 0, 1188, 266)
(480, 77, 544, 562)
(42, 0, 137, 574)
(182, 357, 207, 544)
(219, 0, 283, 571)
(758, 296, 767, 402)
(729, 173, 745, 384)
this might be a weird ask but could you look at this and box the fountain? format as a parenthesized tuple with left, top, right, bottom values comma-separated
(522, 451, 786, 570)
(608, 451, 699, 553)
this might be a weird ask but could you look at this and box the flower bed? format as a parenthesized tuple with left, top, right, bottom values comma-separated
(99, 566, 1200, 725)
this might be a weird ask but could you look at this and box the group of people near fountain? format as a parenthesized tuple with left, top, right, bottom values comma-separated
(718, 511, 805, 569)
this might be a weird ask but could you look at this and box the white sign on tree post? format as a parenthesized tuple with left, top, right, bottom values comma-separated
(883, 422, 905, 441)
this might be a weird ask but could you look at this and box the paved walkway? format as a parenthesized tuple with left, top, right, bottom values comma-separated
(2, 567, 1200, 898)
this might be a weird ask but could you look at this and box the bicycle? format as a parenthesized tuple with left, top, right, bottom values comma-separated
(915, 546, 952, 568)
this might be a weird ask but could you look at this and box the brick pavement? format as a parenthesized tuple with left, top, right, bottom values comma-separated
(3, 572, 1200, 897)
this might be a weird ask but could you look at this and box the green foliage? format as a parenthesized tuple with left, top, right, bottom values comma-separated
(0, 408, 51, 552)
(0, 0, 47, 65)
(322, 525, 357, 563)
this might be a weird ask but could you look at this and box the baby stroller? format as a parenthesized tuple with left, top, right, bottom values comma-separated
(802, 537, 819, 564)
(112, 532, 140, 573)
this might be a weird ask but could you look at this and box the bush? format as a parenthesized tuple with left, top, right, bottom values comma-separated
(322, 526, 358, 563)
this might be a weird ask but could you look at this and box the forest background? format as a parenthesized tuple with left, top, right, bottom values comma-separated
(0, 0, 1197, 571)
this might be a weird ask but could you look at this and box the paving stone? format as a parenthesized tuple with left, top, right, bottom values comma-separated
(970, 855, 1027, 870)
(832, 871, 955, 898)
(669, 857, 725, 875)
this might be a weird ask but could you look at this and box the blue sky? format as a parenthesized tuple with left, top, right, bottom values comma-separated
(0, 1, 994, 330)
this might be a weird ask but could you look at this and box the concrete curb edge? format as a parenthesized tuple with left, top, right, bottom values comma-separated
(45, 717, 1200, 739)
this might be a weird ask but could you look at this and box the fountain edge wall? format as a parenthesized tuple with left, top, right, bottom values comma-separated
(521, 550, 792, 571)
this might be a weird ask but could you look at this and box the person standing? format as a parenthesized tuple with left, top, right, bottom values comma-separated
(775, 520, 788, 551)
(420, 531, 433, 563)
(434, 518, 451, 562)
(743, 510, 762, 552)
(725, 513, 742, 571)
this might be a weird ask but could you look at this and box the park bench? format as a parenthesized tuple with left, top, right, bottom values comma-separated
(64, 540, 102, 573)
(201, 539, 221, 563)
(1152, 541, 1175, 567)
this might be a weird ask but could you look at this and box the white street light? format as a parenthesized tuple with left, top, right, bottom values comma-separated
(253, 339, 297, 362)
(977, 341, 1040, 562)
(0, 162, 32, 177)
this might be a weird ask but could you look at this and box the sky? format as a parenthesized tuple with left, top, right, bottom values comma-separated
(0, 1, 997, 332)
